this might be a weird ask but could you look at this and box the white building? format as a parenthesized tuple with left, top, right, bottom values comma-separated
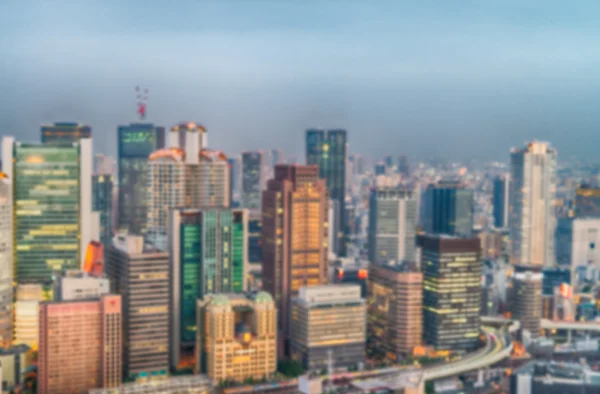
(509, 141, 557, 266)
(556, 217, 600, 271)
(55, 270, 110, 301)
(14, 284, 44, 348)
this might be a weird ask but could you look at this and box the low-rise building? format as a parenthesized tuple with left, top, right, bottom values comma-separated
(511, 361, 600, 393)
(54, 270, 110, 301)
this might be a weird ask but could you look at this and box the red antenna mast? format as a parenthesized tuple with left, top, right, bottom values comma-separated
(135, 86, 149, 120)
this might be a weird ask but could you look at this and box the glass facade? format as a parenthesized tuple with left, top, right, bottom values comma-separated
(41, 122, 91, 145)
(13, 144, 81, 282)
(247, 216, 262, 265)
(180, 222, 201, 344)
(424, 182, 474, 237)
(118, 124, 165, 235)
(306, 129, 347, 255)
(241, 152, 262, 210)
(92, 174, 113, 246)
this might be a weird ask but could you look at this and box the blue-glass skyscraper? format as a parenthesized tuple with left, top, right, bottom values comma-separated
(423, 181, 474, 237)
(306, 129, 347, 256)
(493, 175, 509, 228)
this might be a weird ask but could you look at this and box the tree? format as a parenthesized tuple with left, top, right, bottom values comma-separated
(277, 360, 305, 378)
(425, 381, 435, 394)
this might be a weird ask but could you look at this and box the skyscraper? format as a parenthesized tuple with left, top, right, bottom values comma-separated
(0, 172, 12, 346)
(92, 174, 114, 246)
(368, 187, 417, 264)
(40, 122, 91, 144)
(306, 129, 347, 255)
(262, 164, 329, 356)
(511, 272, 543, 338)
(421, 235, 481, 351)
(38, 295, 122, 393)
(241, 151, 264, 211)
(509, 141, 557, 266)
(368, 261, 422, 358)
(2, 137, 93, 283)
(117, 123, 165, 235)
(105, 235, 169, 380)
(398, 155, 410, 177)
(493, 175, 510, 229)
(247, 211, 262, 267)
(195, 292, 277, 382)
(228, 156, 242, 206)
(423, 180, 474, 237)
(169, 208, 248, 370)
(574, 185, 600, 218)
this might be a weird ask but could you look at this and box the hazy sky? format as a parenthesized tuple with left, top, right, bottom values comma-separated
(2, 1, 600, 161)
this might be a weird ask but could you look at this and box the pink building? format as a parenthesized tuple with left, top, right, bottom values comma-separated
(38, 294, 122, 394)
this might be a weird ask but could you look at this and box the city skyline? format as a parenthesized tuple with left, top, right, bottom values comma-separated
(2, 1, 600, 161)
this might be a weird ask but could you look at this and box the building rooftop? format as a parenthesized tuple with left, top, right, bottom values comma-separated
(514, 360, 600, 387)
(373, 260, 419, 273)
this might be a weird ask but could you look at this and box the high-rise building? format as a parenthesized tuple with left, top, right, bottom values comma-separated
(54, 270, 110, 301)
(493, 175, 510, 229)
(290, 285, 366, 370)
(40, 122, 91, 144)
(575, 185, 600, 218)
(306, 129, 347, 255)
(328, 199, 341, 256)
(511, 272, 543, 338)
(241, 151, 264, 211)
(423, 181, 474, 237)
(509, 141, 557, 266)
(368, 187, 417, 264)
(368, 261, 422, 358)
(398, 155, 410, 177)
(0, 173, 12, 347)
(148, 144, 230, 250)
(13, 284, 44, 348)
(556, 217, 600, 269)
(117, 123, 165, 235)
(421, 235, 481, 351)
(196, 292, 277, 383)
(169, 208, 248, 370)
(2, 137, 93, 283)
(105, 235, 169, 379)
(228, 156, 242, 206)
(93, 174, 114, 246)
(38, 294, 122, 393)
(262, 164, 329, 356)
(247, 211, 262, 267)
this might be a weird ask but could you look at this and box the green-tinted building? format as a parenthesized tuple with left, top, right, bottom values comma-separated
(92, 174, 114, 246)
(168, 208, 248, 371)
(41, 122, 91, 145)
(117, 123, 165, 235)
(2, 137, 93, 284)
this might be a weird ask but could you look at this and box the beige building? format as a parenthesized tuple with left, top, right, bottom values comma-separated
(0, 345, 33, 392)
(290, 285, 366, 371)
(14, 284, 44, 349)
(368, 261, 423, 359)
(196, 292, 277, 383)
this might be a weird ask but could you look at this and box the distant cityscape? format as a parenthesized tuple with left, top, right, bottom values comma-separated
(1, 119, 600, 394)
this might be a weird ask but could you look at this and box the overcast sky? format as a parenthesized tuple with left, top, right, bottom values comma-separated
(1, 0, 600, 162)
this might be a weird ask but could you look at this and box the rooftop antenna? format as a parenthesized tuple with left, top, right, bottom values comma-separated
(135, 86, 149, 120)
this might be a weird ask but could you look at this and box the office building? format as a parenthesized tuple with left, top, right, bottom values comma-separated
(510, 361, 600, 394)
(556, 217, 600, 269)
(575, 185, 600, 218)
(422, 235, 481, 351)
(196, 292, 277, 383)
(2, 137, 93, 283)
(241, 151, 264, 210)
(423, 181, 474, 237)
(93, 174, 114, 246)
(509, 141, 557, 266)
(398, 155, 410, 177)
(54, 270, 110, 301)
(262, 164, 329, 356)
(512, 272, 543, 338)
(493, 175, 510, 228)
(248, 211, 262, 266)
(542, 267, 571, 296)
(228, 156, 242, 205)
(90, 376, 213, 394)
(290, 285, 366, 370)
(328, 199, 341, 256)
(38, 294, 122, 394)
(368, 261, 423, 358)
(13, 284, 43, 348)
(40, 122, 91, 144)
(105, 235, 169, 380)
(368, 187, 417, 264)
(169, 208, 248, 370)
(478, 230, 504, 260)
(306, 129, 347, 255)
(0, 173, 12, 347)
(117, 123, 165, 235)
(0, 345, 33, 393)
(192, 149, 230, 207)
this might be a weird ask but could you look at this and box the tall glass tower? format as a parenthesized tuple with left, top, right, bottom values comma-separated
(92, 174, 114, 246)
(117, 123, 165, 235)
(2, 137, 93, 283)
(306, 129, 347, 256)
(168, 208, 247, 370)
